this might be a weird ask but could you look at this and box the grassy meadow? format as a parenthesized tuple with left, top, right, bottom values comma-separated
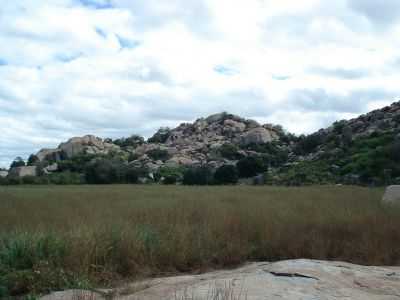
(0, 185, 399, 297)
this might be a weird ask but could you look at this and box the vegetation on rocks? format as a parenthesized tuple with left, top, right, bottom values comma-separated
(3, 101, 400, 186)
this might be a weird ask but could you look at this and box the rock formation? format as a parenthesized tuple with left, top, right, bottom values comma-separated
(382, 185, 400, 205)
(40, 259, 400, 300)
(8, 166, 37, 177)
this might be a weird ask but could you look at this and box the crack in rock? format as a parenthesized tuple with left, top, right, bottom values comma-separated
(269, 271, 319, 281)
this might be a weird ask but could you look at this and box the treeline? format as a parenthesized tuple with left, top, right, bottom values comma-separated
(0, 154, 270, 186)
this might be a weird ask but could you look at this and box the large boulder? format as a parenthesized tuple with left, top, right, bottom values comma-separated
(382, 185, 400, 205)
(59, 135, 119, 159)
(36, 148, 63, 162)
(9, 166, 37, 177)
(240, 127, 278, 146)
(41, 259, 400, 300)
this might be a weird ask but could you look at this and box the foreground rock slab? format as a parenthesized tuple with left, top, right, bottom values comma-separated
(41, 259, 400, 300)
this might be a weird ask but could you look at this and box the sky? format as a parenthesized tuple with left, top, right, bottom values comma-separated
(1, 0, 400, 167)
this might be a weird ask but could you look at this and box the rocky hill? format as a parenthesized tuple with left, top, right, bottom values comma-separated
(2, 102, 400, 186)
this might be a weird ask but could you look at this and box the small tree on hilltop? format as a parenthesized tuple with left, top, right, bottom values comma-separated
(10, 157, 26, 168)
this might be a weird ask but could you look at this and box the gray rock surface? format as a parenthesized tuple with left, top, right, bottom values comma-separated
(59, 135, 120, 159)
(41, 259, 400, 300)
(9, 166, 37, 177)
(382, 185, 400, 205)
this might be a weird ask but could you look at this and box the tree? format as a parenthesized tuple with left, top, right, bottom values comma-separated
(147, 149, 170, 161)
(148, 127, 171, 143)
(182, 166, 213, 185)
(84, 159, 125, 184)
(10, 157, 25, 168)
(236, 157, 265, 178)
(113, 135, 144, 148)
(27, 154, 39, 166)
(219, 143, 241, 160)
(214, 165, 238, 184)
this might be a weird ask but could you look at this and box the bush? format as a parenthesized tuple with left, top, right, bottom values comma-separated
(148, 127, 171, 143)
(214, 165, 238, 184)
(155, 166, 184, 184)
(10, 157, 25, 169)
(21, 176, 38, 185)
(113, 135, 144, 148)
(84, 159, 126, 184)
(47, 172, 83, 185)
(182, 166, 213, 185)
(163, 175, 178, 185)
(147, 149, 170, 161)
(236, 157, 266, 178)
(219, 144, 240, 160)
(124, 166, 139, 184)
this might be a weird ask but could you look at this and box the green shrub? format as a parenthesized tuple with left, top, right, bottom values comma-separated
(214, 165, 238, 184)
(10, 157, 26, 169)
(219, 144, 241, 160)
(182, 166, 213, 185)
(236, 157, 266, 178)
(84, 159, 126, 184)
(147, 149, 170, 161)
(124, 166, 139, 184)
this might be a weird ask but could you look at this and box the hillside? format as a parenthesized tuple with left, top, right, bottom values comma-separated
(2, 101, 400, 186)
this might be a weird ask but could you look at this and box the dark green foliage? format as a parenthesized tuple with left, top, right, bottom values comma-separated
(236, 157, 266, 178)
(0, 232, 88, 297)
(147, 149, 170, 161)
(294, 133, 324, 155)
(219, 143, 241, 160)
(10, 157, 25, 169)
(182, 166, 213, 185)
(113, 135, 144, 148)
(128, 152, 140, 162)
(156, 166, 184, 184)
(240, 142, 288, 167)
(84, 159, 126, 184)
(124, 166, 139, 184)
(148, 127, 171, 143)
(21, 176, 38, 185)
(214, 165, 238, 184)
(27, 155, 39, 166)
(46, 172, 83, 185)
(57, 154, 97, 173)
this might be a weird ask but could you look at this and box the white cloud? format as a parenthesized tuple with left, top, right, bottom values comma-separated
(0, 0, 399, 167)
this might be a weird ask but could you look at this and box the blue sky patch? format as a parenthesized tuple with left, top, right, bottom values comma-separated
(78, 0, 113, 9)
(272, 75, 291, 81)
(117, 35, 140, 49)
(96, 27, 107, 38)
(55, 53, 82, 63)
(0, 58, 7, 66)
(214, 65, 238, 76)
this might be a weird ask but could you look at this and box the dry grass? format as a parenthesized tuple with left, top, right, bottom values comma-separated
(0, 185, 399, 296)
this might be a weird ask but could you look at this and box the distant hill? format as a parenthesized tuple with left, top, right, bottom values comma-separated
(2, 101, 400, 186)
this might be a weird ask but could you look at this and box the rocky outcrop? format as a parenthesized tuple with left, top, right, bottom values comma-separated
(59, 135, 120, 159)
(131, 112, 280, 170)
(36, 148, 63, 162)
(41, 259, 400, 300)
(240, 127, 278, 146)
(9, 166, 37, 177)
(35, 135, 121, 163)
(382, 185, 400, 205)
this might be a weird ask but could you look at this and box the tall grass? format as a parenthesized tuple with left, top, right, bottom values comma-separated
(0, 185, 398, 296)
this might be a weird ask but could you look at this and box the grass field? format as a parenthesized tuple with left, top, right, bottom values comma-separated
(0, 185, 399, 297)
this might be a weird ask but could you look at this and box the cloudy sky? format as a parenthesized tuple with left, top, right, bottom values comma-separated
(1, 0, 399, 167)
